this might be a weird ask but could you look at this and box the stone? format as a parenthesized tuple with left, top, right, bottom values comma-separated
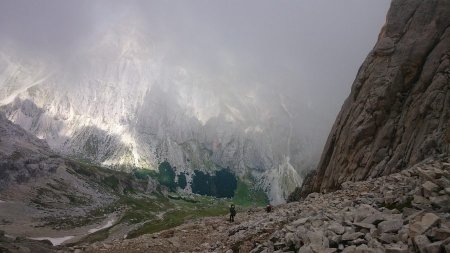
(379, 233, 399, 244)
(445, 188, 450, 195)
(361, 214, 385, 225)
(317, 249, 337, 253)
(342, 232, 364, 241)
(435, 177, 450, 189)
(413, 235, 430, 253)
(310, 231, 329, 248)
(328, 223, 345, 235)
(353, 223, 375, 230)
(354, 205, 380, 222)
(298, 245, 313, 253)
(422, 181, 440, 197)
(293, 217, 310, 226)
(428, 227, 450, 241)
(384, 191, 396, 205)
(355, 244, 376, 253)
(342, 246, 356, 253)
(285, 232, 297, 247)
(430, 195, 450, 210)
(377, 220, 403, 233)
(409, 213, 440, 236)
(424, 241, 443, 253)
(350, 238, 367, 246)
(413, 195, 430, 206)
(384, 243, 408, 253)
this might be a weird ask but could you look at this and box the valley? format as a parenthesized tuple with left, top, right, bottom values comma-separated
(1, 0, 449, 252)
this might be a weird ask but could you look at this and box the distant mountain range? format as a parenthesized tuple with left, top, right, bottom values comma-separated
(0, 25, 322, 203)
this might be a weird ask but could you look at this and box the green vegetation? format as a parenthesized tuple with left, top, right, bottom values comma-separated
(191, 168, 237, 198)
(126, 194, 230, 239)
(133, 162, 188, 191)
(132, 168, 158, 180)
(62, 159, 269, 244)
(177, 172, 187, 189)
(102, 175, 120, 190)
(233, 178, 269, 207)
(157, 161, 177, 191)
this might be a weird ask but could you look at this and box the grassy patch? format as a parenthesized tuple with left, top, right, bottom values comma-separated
(102, 175, 120, 190)
(125, 194, 230, 239)
(233, 178, 269, 207)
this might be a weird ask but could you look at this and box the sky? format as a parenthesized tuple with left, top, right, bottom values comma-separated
(0, 0, 391, 140)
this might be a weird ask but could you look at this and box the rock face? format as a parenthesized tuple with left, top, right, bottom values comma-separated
(301, 0, 450, 195)
(0, 25, 321, 203)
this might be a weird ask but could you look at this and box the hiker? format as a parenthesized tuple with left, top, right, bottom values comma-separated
(265, 204, 272, 213)
(229, 204, 236, 222)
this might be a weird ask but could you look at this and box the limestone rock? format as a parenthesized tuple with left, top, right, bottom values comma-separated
(342, 232, 365, 241)
(413, 235, 430, 253)
(378, 220, 403, 234)
(328, 223, 345, 235)
(297, 0, 450, 197)
(409, 213, 440, 236)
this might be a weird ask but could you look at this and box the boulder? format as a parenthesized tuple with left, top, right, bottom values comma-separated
(384, 242, 409, 253)
(353, 223, 375, 230)
(361, 214, 385, 225)
(424, 241, 444, 253)
(328, 223, 345, 235)
(427, 227, 450, 241)
(293, 217, 310, 226)
(354, 205, 380, 222)
(409, 213, 440, 236)
(298, 245, 313, 253)
(430, 195, 450, 210)
(377, 220, 403, 234)
(422, 181, 440, 197)
(378, 233, 399, 244)
(342, 232, 365, 241)
(413, 235, 430, 253)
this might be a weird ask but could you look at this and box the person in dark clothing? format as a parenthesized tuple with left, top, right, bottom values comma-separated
(265, 204, 272, 213)
(229, 204, 236, 222)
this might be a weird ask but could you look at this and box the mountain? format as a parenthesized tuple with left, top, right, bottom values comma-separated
(0, 113, 233, 250)
(294, 0, 450, 197)
(87, 158, 450, 253)
(0, 24, 321, 203)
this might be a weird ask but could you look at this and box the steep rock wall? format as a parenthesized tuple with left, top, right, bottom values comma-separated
(301, 0, 450, 195)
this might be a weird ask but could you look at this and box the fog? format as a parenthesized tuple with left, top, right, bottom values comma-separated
(0, 0, 391, 149)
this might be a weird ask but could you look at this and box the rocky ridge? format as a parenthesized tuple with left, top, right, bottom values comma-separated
(299, 0, 450, 196)
(0, 36, 317, 203)
(70, 157, 450, 253)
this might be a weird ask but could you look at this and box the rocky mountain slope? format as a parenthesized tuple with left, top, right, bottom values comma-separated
(0, 25, 321, 203)
(78, 158, 450, 253)
(0, 113, 237, 252)
(0, 113, 126, 241)
(296, 0, 450, 196)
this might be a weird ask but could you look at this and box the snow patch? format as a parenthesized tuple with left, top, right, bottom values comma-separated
(29, 236, 75, 246)
(88, 218, 115, 234)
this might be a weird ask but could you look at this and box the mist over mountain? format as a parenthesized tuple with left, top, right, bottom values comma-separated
(4, 1, 450, 253)
(0, 1, 390, 203)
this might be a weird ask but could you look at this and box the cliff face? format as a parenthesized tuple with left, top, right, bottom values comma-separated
(301, 0, 450, 195)
(0, 26, 320, 203)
